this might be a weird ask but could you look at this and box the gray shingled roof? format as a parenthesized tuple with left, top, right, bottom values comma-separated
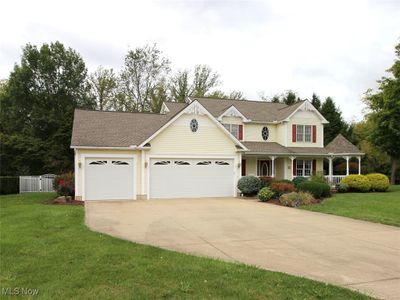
(243, 142, 329, 155)
(325, 134, 363, 154)
(164, 98, 302, 122)
(71, 110, 170, 147)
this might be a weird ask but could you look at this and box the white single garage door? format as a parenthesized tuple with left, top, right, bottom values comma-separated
(150, 158, 234, 199)
(85, 158, 135, 200)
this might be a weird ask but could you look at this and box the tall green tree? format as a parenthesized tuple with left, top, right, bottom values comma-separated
(311, 93, 321, 110)
(88, 66, 118, 110)
(320, 97, 347, 145)
(169, 69, 191, 103)
(207, 90, 245, 100)
(120, 44, 170, 112)
(0, 41, 92, 175)
(150, 79, 169, 113)
(282, 90, 298, 105)
(191, 65, 220, 97)
(364, 43, 400, 184)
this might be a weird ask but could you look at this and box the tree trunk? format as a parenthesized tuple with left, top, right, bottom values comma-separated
(390, 158, 397, 185)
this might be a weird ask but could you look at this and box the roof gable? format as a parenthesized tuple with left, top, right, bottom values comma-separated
(217, 105, 251, 122)
(325, 134, 363, 154)
(139, 100, 248, 150)
(279, 100, 329, 123)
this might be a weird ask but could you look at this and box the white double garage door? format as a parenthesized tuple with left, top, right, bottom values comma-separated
(85, 157, 235, 200)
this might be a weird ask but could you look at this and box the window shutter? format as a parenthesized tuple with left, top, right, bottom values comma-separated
(241, 159, 246, 176)
(312, 159, 316, 174)
(293, 159, 297, 176)
(292, 125, 296, 142)
(238, 125, 243, 140)
(312, 125, 316, 143)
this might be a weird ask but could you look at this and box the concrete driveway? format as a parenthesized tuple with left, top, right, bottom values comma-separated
(85, 198, 400, 299)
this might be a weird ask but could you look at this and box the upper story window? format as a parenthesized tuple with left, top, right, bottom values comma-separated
(261, 126, 269, 141)
(223, 124, 239, 139)
(295, 125, 312, 143)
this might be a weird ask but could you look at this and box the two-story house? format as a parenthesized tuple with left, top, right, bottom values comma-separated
(71, 97, 363, 200)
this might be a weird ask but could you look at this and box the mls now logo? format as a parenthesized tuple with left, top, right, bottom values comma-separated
(2, 287, 39, 296)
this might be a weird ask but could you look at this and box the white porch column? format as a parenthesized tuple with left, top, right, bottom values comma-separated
(358, 156, 361, 175)
(270, 156, 276, 178)
(328, 156, 333, 184)
(345, 156, 350, 176)
(289, 156, 296, 180)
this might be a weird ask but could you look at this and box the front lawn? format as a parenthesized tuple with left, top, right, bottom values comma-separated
(302, 185, 400, 227)
(0, 193, 371, 299)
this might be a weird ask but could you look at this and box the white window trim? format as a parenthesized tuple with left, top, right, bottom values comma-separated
(296, 125, 312, 143)
(223, 124, 239, 139)
(296, 159, 312, 177)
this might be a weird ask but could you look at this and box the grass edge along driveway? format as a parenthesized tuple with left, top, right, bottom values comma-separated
(0, 193, 373, 299)
(301, 185, 400, 227)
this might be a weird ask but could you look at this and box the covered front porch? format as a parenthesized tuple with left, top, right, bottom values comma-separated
(241, 154, 363, 185)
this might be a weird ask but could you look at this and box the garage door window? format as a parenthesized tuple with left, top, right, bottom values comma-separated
(89, 160, 107, 165)
(215, 161, 230, 165)
(154, 161, 170, 165)
(112, 160, 129, 165)
(175, 161, 190, 165)
(197, 161, 211, 165)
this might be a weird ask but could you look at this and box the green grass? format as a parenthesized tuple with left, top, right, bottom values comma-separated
(302, 185, 400, 227)
(0, 193, 372, 299)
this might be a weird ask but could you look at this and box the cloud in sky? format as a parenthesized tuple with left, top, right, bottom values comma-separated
(1, 0, 399, 121)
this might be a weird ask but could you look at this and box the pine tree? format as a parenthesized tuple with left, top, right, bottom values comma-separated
(311, 93, 321, 110)
(320, 97, 347, 145)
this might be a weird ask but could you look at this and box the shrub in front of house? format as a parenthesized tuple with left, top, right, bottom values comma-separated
(297, 181, 331, 199)
(279, 192, 314, 207)
(258, 187, 275, 202)
(54, 172, 75, 199)
(237, 176, 262, 196)
(335, 182, 350, 193)
(309, 171, 327, 184)
(292, 176, 308, 187)
(270, 182, 296, 197)
(259, 176, 274, 187)
(366, 173, 390, 192)
(341, 174, 371, 192)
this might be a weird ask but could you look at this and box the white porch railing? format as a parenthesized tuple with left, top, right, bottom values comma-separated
(293, 175, 345, 186)
(325, 175, 346, 186)
(19, 174, 56, 193)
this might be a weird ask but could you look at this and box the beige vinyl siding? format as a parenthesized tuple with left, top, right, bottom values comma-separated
(274, 158, 285, 179)
(244, 124, 277, 142)
(286, 110, 324, 148)
(276, 123, 287, 146)
(244, 157, 257, 176)
(75, 149, 141, 199)
(148, 114, 238, 155)
(221, 116, 243, 125)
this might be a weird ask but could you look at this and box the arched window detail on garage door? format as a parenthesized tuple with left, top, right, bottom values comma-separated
(215, 161, 230, 165)
(174, 161, 190, 165)
(154, 161, 170, 165)
(197, 161, 211, 165)
(112, 160, 129, 165)
(89, 160, 107, 165)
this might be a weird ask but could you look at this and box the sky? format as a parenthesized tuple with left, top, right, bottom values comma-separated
(1, 0, 399, 121)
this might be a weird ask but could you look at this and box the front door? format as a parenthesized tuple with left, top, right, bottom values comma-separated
(257, 160, 270, 176)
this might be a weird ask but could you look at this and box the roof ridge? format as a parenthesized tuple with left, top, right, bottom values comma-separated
(194, 96, 288, 106)
(75, 108, 164, 116)
(277, 100, 305, 111)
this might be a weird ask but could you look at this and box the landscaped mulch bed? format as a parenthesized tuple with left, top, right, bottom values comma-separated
(46, 197, 84, 206)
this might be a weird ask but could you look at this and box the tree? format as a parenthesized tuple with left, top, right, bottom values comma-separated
(320, 97, 347, 145)
(88, 66, 118, 110)
(0, 42, 92, 175)
(311, 93, 321, 110)
(191, 65, 220, 97)
(207, 90, 245, 100)
(150, 79, 169, 113)
(363, 43, 400, 184)
(120, 44, 170, 112)
(169, 69, 191, 103)
(282, 90, 298, 105)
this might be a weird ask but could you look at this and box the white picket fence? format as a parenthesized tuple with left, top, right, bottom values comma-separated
(19, 174, 56, 193)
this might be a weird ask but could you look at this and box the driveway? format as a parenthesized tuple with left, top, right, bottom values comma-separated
(85, 198, 400, 300)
